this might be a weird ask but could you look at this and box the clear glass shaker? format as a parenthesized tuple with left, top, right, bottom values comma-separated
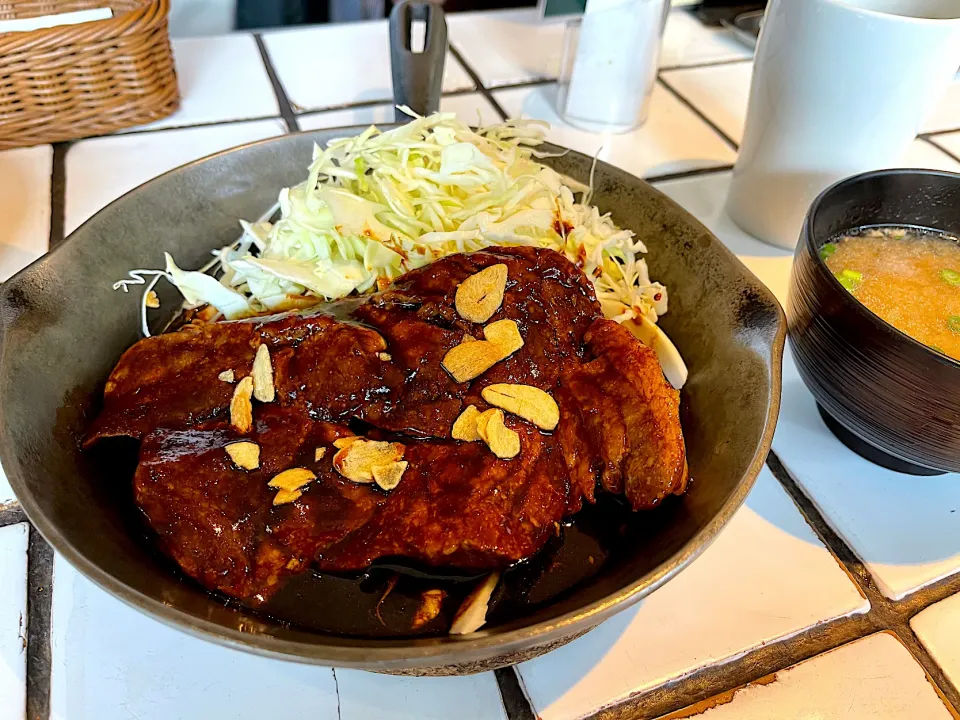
(557, 0, 669, 133)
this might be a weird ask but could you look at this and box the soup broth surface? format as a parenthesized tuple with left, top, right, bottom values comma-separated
(822, 227, 960, 361)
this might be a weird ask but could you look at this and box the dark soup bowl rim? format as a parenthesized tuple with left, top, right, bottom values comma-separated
(790, 166, 960, 476)
(804, 167, 960, 371)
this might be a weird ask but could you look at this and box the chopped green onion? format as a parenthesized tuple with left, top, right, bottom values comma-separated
(836, 273, 858, 291)
(948, 316, 960, 334)
(819, 243, 838, 261)
(931, 345, 946, 355)
(940, 268, 960, 287)
(835, 268, 863, 291)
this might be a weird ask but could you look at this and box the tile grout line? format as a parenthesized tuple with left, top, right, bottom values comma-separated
(767, 450, 960, 620)
(253, 34, 301, 132)
(0, 504, 26, 528)
(658, 56, 753, 73)
(84, 114, 287, 141)
(331, 668, 342, 720)
(484, 77, 557, 93)
(765, 452, 887, 604)
(37, 85, 522, 145)
(921, 127, 960, 140)
(889, 624, 960, 718)
(921, 135, 960, 166)
(646, 163, 735, 185)
(47, 143, 68, 249)
(291, 85, 500, 119)
(656, 76, 739, 152)
(594, 611, 883, 720)
(593, 451, 960, 719)
(447, 44, 509, 121)
(495, 666, 537, 720)
(766, 451, 960, 715)
(25, 526, 54, 720)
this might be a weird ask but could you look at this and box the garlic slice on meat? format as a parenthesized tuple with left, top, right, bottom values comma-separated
(229, 376, 254, 433)
(251, 343, 275, 402)
(333, 439, 405, 483)
(225, 441, 260, 470)
(455, 264, 507, 323)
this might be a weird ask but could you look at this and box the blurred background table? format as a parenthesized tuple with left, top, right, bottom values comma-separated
(1, 5, 959, 720)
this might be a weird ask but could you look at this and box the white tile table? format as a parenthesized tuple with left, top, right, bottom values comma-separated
(127, 34, 280, 133)
(656, 633, 954, 720)
(262, 20, 473, 113)
(0, 9, 959, 720)
(929, 130, 960, 162)
(64, 119, 287, 235)
(0, 146, 52, 286)
(661, 61, 960, 149)
(913, 593, 960, 690)
(0, 524, 28, 720)
(297, 93, 500, 131)
(516, 469, 867, 720)
(493, 83, 736, 179)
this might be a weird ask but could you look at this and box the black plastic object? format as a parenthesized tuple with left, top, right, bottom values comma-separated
(788, 168, 960, 475)
(389, 1, 447, 122)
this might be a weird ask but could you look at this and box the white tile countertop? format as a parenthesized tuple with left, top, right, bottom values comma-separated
(0, 8, 959, 720)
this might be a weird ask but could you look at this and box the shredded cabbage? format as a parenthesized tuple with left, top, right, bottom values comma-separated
(117, 108, 675, 345)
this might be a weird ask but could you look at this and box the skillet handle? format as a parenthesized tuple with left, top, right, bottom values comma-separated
(389, 1, 447, 122)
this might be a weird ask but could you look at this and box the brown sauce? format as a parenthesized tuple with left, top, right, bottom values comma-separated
(90, 246, 689, 638)
(822, 226, 960, 361)
(94, 418, 682, 639)
(256, 494, 642, 637)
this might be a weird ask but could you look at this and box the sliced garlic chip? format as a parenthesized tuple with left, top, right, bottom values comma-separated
(229, 376, 254, 434)
(372, 460, 408, 491)
(333, 439, 405, 483)
(475, 408, 500, 443)
(481, 383, 559, 431)
(441, 340, 503, 383)
(450, 572, 500, 635)
(268, 468, 316, 492)
(483, 319, 523, 359)
(225, 441, 260, 470)
(251, 343, 275, 402)
(272, 489, 302, 506)
(455, 264, 507, 323)
(482, 409, 521, 459)
(452, 405, 482, 442)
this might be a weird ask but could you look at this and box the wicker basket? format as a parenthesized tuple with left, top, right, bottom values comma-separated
(0, 0, 180, 150)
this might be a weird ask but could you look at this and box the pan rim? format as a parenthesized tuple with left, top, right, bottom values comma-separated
(0, 128, 785, 668)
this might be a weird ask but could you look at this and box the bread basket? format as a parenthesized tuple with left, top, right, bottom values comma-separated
(0, 0, 179, 149)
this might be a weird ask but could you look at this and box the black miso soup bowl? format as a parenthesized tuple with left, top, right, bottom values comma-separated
(788, 168, 960, 476)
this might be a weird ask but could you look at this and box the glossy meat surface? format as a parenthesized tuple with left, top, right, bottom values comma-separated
(88, 247, 687, 603)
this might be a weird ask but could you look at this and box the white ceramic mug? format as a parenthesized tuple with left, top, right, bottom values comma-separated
(726, 0, 960, 249)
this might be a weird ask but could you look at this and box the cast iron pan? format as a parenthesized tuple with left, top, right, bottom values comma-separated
(0, 3, 785, 673)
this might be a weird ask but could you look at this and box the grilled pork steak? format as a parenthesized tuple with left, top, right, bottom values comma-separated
(87, 247, 687, 603)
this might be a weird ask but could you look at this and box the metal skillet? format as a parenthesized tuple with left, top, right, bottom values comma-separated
(0, 2, 784, 674)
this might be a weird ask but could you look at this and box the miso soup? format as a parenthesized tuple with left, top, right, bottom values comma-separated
(820, 226, 960, 361)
